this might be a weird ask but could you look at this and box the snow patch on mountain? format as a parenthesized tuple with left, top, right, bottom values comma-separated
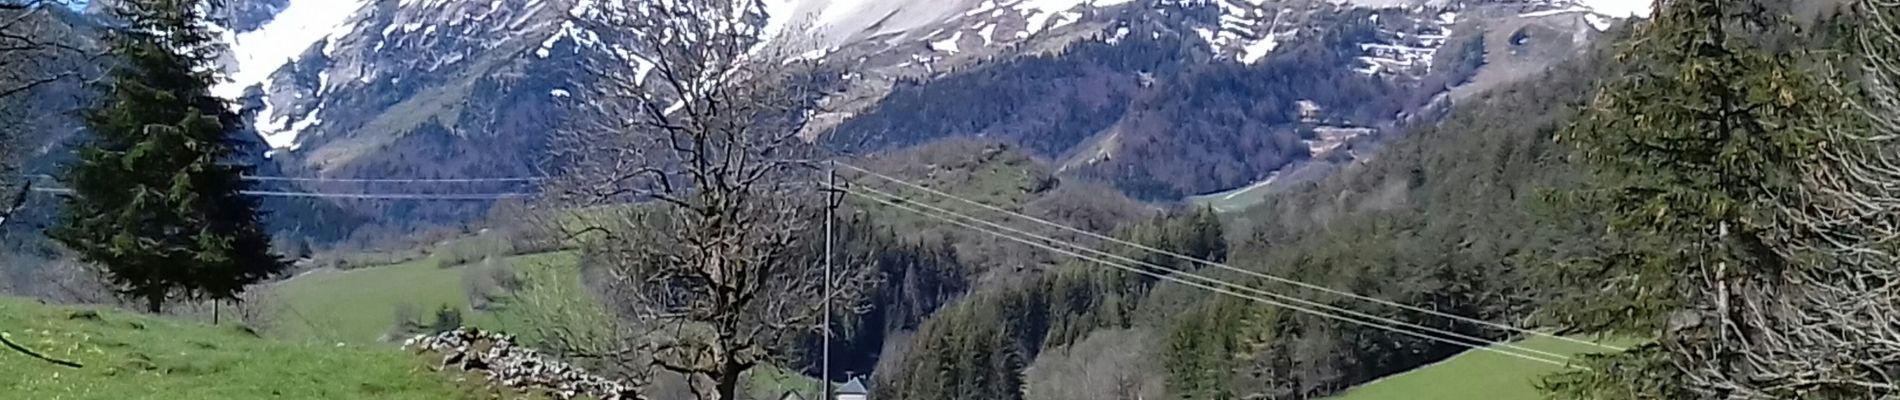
(218, 0, 369, 149)
(1238, 34, 1279, 64)
(1576, 0, 1649, 18)
(1519, 6, 1592, 18)
(931, 31, 964, 53)
(216, 0, 367, 100)
(1181, 0, 1301, 65)
(763, 0, 1131, 51)
(1519, 0, 1652, 32)
(1017, 0, 1131, 13)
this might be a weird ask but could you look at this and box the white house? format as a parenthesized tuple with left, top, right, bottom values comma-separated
(836, 377, 868, 400)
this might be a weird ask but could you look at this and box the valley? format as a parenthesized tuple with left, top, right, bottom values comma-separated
(3, 0, 1887, 399)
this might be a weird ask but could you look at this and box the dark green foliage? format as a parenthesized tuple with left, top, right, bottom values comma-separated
(874, 208, 1228, 400)
(790, 214, 972, 379)
(1538, 344, 1692, 400)
(1163, 298, 1251, 400)
(862, 3, 1859, 399)
(387, 302, 461, 337)
(875, 296, 1032, 400)
(1039, 207, 1231, 350)
(1543, 0, 1822, 336)
(1128, 3, 1859, 397)
(1538, 0, 1841, 397)
(427, 305, 462, 334)
(50, 0, 285, 312)
(1137, 25, 1626, 398)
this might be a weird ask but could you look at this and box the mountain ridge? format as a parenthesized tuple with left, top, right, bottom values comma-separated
(47, 0, 1653, 235)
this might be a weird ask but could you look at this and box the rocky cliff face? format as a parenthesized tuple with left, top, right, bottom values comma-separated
(222, 0, 1419, 172)
(142, 0, 1639, 231)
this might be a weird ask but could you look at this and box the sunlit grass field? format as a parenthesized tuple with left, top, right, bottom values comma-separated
(0, 296, 507, 399)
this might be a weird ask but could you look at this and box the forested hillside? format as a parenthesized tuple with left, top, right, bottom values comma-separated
(854, 26, 1615, 398)
(795, 138, 1158, 379)
(13, 1, 1899, 399)
(1175, 32, 1615, 398)
(858, 2, 1885, 399)
(826, 5, 1483, 200)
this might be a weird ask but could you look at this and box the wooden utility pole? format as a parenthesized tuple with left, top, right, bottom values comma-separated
(821, 160, 837, 400)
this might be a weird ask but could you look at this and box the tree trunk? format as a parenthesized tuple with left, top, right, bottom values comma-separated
(145, 294, 162, 314)
(715, 361, 744, 400)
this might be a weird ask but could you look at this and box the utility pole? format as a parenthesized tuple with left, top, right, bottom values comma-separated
(821, 159, 837, 400)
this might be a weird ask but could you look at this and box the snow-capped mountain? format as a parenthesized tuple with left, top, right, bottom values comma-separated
(216, 0, 1646, 151)
(225, 0, 1127, 156)
(179, 0, 1649, 226)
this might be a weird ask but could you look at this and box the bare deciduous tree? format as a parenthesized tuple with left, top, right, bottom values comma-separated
(0, 0, 89, 229)
(538, 1, 872, 399)
(0, 0, 71, 226)
(0, 0, 82, 98)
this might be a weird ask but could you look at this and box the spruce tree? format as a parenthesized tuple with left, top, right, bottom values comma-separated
(1541, 0, 1838, 397)
(52, 0, 285, 313)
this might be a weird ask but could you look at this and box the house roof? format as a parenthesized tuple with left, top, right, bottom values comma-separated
(838, 377, 869, 395)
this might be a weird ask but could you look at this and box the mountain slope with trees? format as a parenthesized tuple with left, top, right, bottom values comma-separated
(862, 2, 1651, 398)
(824, 5, 1482, 200)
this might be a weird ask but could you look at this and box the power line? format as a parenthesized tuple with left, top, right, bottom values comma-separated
(239, 190, 534, 200)
(835, 161, 1626, 352)
(22, 174, 546, 184)
(837, 183, 1579, 368)
(29, 187, 533, 200)
(242, 176, 548, 183)
(844, 182, 1576, 363)
(821, 160, 836, 400)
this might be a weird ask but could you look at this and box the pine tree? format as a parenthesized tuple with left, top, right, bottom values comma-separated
(1541, 0, 1836, 397)
(1165, 303, 1235, 400)
(1181, 206, 1228, 262)
(52, 0, 285, 313)
(989, 328, 1027, 400)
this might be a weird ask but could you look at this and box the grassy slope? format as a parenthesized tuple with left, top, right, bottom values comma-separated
(1186, 178, 1278, 213)
(272, 252, 577, 344)
(273, 249, 821, 396)
(1330, 336, 1631, 400)
(0, 297, 498, 399)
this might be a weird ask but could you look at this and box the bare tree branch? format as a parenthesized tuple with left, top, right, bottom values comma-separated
(0, 331, 83, 368)
(0, 0, 85, 98)
(535, 1, 870, 399)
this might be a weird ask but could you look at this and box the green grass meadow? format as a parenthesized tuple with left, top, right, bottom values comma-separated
(1330, 335, 1633, 400)
(270, 251, 579, 344)
(268, 245, 826, 397)
(0, 297, 506, 399)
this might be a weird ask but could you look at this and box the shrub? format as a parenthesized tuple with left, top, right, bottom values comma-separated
(427, 305, 463, 334)
(388, 302, 422, 339)
(463, 258, 523, 311)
